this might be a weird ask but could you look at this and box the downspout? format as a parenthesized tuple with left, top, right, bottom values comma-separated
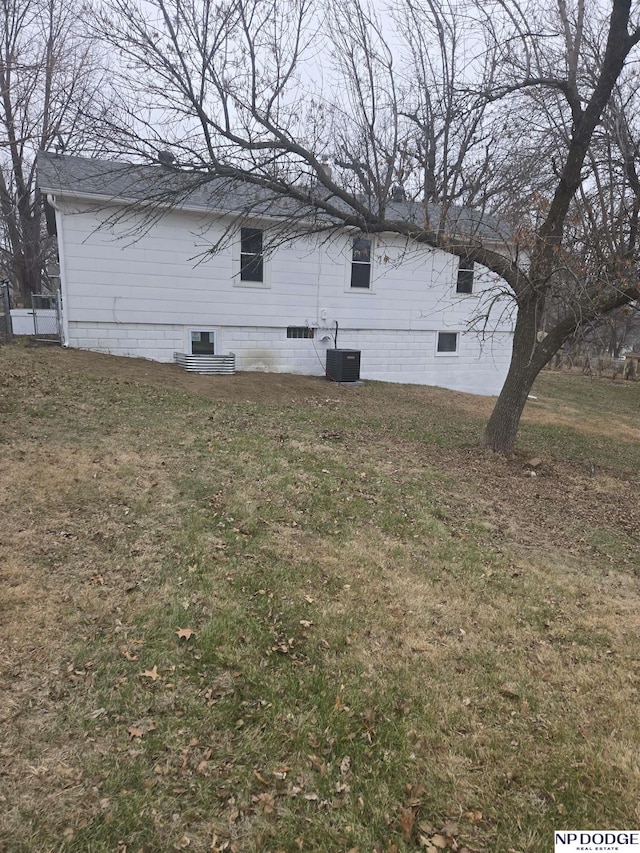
(47, 194, 70, 347)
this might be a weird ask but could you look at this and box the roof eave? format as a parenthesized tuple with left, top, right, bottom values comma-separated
(42, 187, 514, 252)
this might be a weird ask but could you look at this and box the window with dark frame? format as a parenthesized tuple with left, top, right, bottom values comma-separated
(456, 257, 474, 294)
(240, 227, 264, 282)
(350, 237, 372, 288)
(287, 326, 315, 339)
(437, 332, 458, 353)
(191, 331, 215, 354)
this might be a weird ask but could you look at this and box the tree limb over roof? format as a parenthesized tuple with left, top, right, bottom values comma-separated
(37, 151, 514, 248)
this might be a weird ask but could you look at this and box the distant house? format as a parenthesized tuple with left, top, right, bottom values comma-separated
(37, 152, 514, 395)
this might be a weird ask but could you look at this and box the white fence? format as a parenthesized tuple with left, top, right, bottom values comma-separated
(10, 307, 59, 338)
(10, 308, 56, 335)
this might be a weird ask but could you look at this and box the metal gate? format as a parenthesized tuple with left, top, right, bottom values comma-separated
(31, 292, 62, 344)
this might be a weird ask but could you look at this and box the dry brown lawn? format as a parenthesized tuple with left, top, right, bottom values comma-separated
(1, 344, 639, 853)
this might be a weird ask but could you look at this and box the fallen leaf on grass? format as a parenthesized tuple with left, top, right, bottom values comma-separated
(463, 810, 483, 823)
(86, 707, 107, 720)
(307, 754, 327, 775)
(176, 627, 195, 640)
(405, 782, 426, 799)
(253, 792, 276, 814)
(120, 646, 139, 661)
(139, 665, 159, 681)
(127, 719, 157, 740)
(499, 682, 520, 699)
(400, 807, 415, 842)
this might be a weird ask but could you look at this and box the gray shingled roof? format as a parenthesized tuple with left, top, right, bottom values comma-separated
(37, 152, 301, 218)
(37, 151, 510, 240)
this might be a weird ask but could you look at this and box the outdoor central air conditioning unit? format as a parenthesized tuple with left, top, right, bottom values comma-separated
(326, 349, 361, 382)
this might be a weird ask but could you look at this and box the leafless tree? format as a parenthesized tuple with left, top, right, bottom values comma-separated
(0, 0, 124, 305)
(569, 303, 640, 359)
(96, 0, 640, 452)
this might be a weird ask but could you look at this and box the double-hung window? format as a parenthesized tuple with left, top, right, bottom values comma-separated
(350, 237, 372, 289)
(456, 257, 474, 294)
(240, 227, 264, 283)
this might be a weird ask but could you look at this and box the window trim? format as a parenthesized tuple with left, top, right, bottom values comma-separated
(455, 256, 475, 295)
(348, 235, 374, 291)
(188, 328, 217, 355)
(436, 331, 459, 355)
(234, 226, 270, 288)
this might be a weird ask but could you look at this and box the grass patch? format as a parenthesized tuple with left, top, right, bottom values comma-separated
(1, 346, 640, 852)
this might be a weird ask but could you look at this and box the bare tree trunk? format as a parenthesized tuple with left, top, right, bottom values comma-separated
(482, 298, 547, 453)
(19, 205, 43, 303)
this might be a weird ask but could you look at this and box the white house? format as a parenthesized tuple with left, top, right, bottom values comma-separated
(37, 152, 514, 395)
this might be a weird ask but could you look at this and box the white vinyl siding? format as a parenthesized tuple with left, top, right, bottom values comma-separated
(55, 199, 514, 395)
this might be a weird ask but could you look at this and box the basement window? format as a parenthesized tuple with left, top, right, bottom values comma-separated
(350, 237, 372, 289)
(240, 227, 264, 282)
(437, 332, 458, 354)
(456, 257, 475, 294)
(287, 326, 315, 339)
(191, 330, 215, 355)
